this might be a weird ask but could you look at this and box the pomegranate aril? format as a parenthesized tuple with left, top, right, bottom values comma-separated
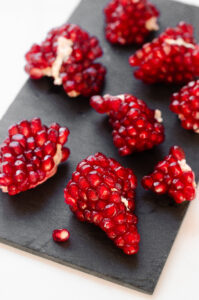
(0, 118, 70, 195)
(104, 0, 159, 45)
(25, 23, 106, 97)
(52, 229, 70, 242)
(90, 94, 164, 156)
(129, 22, 199, 84)
(64, 153, 139, 254)
(142, 146, 196, 203)
(170, 80, 199, 133)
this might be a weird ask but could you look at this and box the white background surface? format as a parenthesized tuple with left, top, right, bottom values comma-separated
(0, 0, 199, 299)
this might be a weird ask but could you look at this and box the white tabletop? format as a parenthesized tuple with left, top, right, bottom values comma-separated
(0, 0, 199, 299)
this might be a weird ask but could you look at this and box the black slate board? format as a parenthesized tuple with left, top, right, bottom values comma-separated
(0, 0, 199, 295)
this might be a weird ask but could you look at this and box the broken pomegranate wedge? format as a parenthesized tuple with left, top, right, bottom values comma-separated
(0, 118, 70, 195)
(170, 80, 199, 133)
(25, 24, 106, 98)
(129, 22, 199, 84)
(90, 94, 164, 156)
(142, 146, 196, 204)
(64, 152, 140, 255)
(104, 0, 159, 45)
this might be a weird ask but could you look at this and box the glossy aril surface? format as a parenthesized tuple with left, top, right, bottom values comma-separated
(25, 24, 106, 97)
(104, 0, 159, 45)
(90, 94, 165, 156)
(170, 80, 199, 133)
(64, 152, 139, 255)
(0, 118, 70, 195)
(142, 146, 196, 203)
(129, 22, 199, 84)
(52, 228, 70, 242)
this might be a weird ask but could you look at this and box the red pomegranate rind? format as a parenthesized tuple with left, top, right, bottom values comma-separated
(90, 94, 164, 156)
(142, 146, 196, 204)
(104, 0, 159, 45)
(64, 152, 139, 255)
(25, 24, 106, 97)
(129, 22, 199, 84)
(52, 228, 70, 242)
(0, 118, 70, 195)
(170, 80, 199, 133)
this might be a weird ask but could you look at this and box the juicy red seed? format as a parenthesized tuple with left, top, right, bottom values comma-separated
(42, 155, 55, 172)
(52, 229, 70, 242)
(170, 81, 199, 133)
(129, 22, 199, 84)
(64, 152, 139, 255)
(25, 24, 105, 97)
(90, 94, 164, 156)
(0, 119, 70, 195)
(104, 0, 159, 45)
(142, 145, 196, 203)
(58, 128, 70, 145)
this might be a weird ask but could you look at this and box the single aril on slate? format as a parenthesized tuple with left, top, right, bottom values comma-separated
(0, 118, 70, 195)
(142, 146, 196, 204)
(104, 0, 159, 45)
(170, 80, 199, 133)
(90, 94, 165, 156)
(64, 152, 140, 255)
(25, 24, 106, 98)
(52, 228, 70, 242)
(129, 22, 199, 84)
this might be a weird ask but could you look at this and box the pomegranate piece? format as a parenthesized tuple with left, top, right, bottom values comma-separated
(170, 80, 199, 133)
(129, 22, 199, 84)
(25, 24, 106, 98)
(0, 118, 70, 195)
(64, 152, 139, 255)
(90, 94, 164, 156)
(104, 0, 159, 45)
(142, 146, 196, 204)
(52, 228, 70, 242)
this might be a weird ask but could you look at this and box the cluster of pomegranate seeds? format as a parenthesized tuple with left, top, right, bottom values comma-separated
(25, 24, 106, 98)
(52, 228, 70, 242)
(129, 22, 199, 84)
(64, 152, 140, 255)
(142, 146, 196, 204)
(90, 94, 164, 156)
(170, 80, 199, 133)
(104, 0, 159, 45)
(0, 118, 70, 195)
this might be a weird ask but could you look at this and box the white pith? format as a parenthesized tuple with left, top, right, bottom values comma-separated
(111, 188, 130, 211)
(0, 144, 63, 194)
(165, 38, 195, 49)
(117, 94, 125, 101)
(154, 109, 163, 123)
(145, 17, 159, 31)
(43, 36, 73, 85)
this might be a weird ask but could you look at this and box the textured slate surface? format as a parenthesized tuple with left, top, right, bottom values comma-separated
(0, 0, 199, 294)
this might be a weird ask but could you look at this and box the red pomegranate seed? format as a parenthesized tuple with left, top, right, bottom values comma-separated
(90, 94, 164, 155)
(64, 152, 139, 255)
(25, 24, 106, 98)
(129, 22, 199, 84)
(170, 80, 199, 133)
(52, 228, 70, 242)
(104, 0, 159, 45)
(0, 118, 70, 195)
(142, 146, 196, 203)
